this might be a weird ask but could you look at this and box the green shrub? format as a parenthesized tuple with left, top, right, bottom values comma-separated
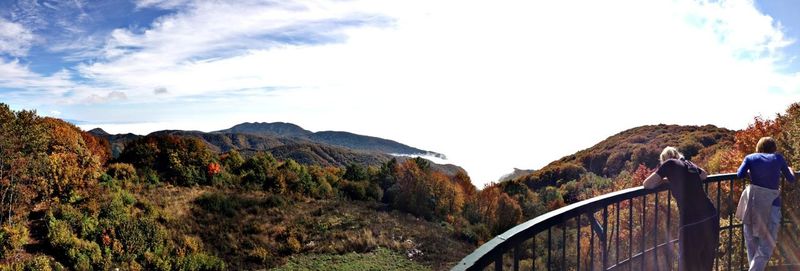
(195, 193, 260, 217)
(24, 255, 65, 271)
(99, 193, 132, 226)
(47, 216, 102, 269)
(211, 171, 239, 187)
(99, 173, 114, 183)
(176, 253, 226, 271)
(0, 223, 28, 259)
(342, 181, 368, 200)
(140, 168, 160, 184)
(54, 205, 98, 239)
(116, 217, 166, 261)
(343, 163, 369, 182)
(144, 251, 172, 271)
(47, 217, 74, 250)
(263, 194, 288, 209)
(107, 163, 138, 181)
(461, 223, 490, 244)
(313, 179, 334, 199)
(366, 183, 383, 201)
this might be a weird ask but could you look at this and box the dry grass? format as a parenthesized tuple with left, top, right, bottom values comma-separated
(136, 186, 475, 270)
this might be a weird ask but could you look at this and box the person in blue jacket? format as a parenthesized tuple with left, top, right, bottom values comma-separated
(737, 137, 795, 271)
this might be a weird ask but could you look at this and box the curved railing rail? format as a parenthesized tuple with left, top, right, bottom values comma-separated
(453, 172, 799, 271)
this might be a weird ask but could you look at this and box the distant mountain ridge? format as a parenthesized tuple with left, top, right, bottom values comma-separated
(212, 122, 446, 159)
(498, 168, 535, 183)
(215, 122, 312, 137)
(308, 131, 446, 159)
(90, 121, 447, 167)
(88, 128, 109, 136)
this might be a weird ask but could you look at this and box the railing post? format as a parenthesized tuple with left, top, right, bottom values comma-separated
(577, 215, 581, 271)
(548, 227, 552, 270)
(533, 233, 537, 271)
(667, 190, 672, 271)
(629, 198, 633, 271)
(590, 212, 595, 271)
(641, 194, 646, 271)
(562, 220, 566, 271)
(615, 201, 621, 267)
(655, 192, 659, 271)
(727, 178, 733, 270)
(603, 206, 608, 270)
(715, 182, 721, 271)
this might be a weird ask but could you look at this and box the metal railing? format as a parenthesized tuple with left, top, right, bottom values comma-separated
(453, 172, 799, 271)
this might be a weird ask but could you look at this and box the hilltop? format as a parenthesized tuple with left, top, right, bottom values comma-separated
(511, 124, 734, 190)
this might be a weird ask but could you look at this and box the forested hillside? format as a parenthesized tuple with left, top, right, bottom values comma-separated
(0, 103, 478, 270)
(513, 124, 734, 191)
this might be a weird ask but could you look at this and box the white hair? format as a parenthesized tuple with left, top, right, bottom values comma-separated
(660, 146, 684, 163)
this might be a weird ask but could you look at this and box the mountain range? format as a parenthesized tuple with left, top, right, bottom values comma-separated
(90, 121, 448, 168)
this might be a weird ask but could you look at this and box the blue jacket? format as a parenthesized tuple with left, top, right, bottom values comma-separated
(737, 153, 795, 206)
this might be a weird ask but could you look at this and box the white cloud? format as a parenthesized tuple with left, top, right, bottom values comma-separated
(0, 59, 73, 93)
(78, 0, 389, 99)
(83, 91, 127, 104)
(0, 18, 35, 56)
(134, 0, 191, 9)
(0, 59, 130, 106)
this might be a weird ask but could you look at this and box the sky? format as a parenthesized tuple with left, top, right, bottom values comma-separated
(1, 0, 800, 187)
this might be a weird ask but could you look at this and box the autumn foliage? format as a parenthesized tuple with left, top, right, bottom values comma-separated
(207, 162, 221, 176)
(734, 116, 782, 154)
(11, 100, 800, 269)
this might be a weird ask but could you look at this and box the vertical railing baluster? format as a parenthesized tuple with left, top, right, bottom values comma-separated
(727, 178, 733, 270)
(562, 221, 567, 271)
(616, 201, 620, 267)
(513, 244, 520, 271)
(714, 181, 730, 270)
(548, 227, 552, 270)
(667, 190, 673, 271)
(603, 206, 608, 271)
(655, 192, 659, 271)
(577, 215, 581, 271)
(534, 233, 537, 271)
(590, 211, 595, 271)
(629, 198, 633, 271)
(495, 253, 503, 271)
(642, 194, 646, 270)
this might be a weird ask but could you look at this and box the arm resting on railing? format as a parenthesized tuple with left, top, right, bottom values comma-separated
(643, 172, 666, 189)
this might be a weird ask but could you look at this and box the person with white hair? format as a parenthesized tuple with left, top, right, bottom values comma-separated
(643, 146, 718, 271)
